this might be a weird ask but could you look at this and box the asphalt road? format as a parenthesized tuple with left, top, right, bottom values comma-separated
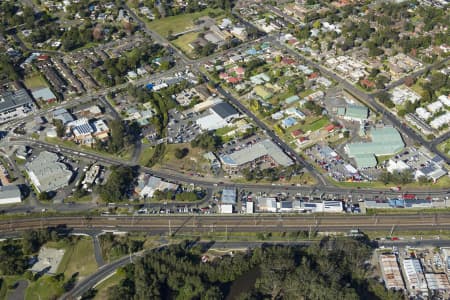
(93, 235, 105, 267)
(6, 280, 28, 300)
(8, 137, 450, 199)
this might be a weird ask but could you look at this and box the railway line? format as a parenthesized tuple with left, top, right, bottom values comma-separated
(1, 214, 449, 234)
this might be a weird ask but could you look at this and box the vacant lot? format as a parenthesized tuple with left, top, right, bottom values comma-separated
(25, 275, 65, 300)
(24, 74, 47, 90)
(299, 117, 330, 132)
(172, 32, 199, 57)
(56, 237, 97, 278)
(148, 8, 224, 36)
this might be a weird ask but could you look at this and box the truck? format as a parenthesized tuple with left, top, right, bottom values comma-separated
(390, 186, 401, 192)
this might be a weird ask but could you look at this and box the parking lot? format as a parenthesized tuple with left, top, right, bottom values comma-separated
(167, 108, 203, 144)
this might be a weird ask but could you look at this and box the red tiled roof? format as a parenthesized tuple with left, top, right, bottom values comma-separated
(291, 129, 303, 137)
(309, 72, 319, 79)
(228, 77, 241, 84)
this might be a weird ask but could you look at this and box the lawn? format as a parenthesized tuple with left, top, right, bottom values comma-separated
(93, 272, 125, 300)
(298, 116, 329, 132)
(438, 140, 450, 158)
(172, 32, 199, 58)
(148, 8, 224, 36)
(25, 275, 65, 300)
(157, 144, 209, 174)
(56, 237, 98, 278)
(24, 74, 47, 90)
(138, 146, 156, 165)
(214, 126, 237, 137)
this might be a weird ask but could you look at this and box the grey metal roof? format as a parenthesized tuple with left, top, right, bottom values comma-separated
(221, 188, 236, 204)
(0, 89, 34, 113)
(0, 185, 21, 200)
(211, 102, 238, 119)
(26, 151, 72, 192)
(220, 139, 294, 167)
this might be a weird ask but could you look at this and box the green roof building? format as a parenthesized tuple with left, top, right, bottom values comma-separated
(353, 154, 378, 169)
(345, 126, 404, 169)
(343, 104, 369, 121)
(285, 95, 300, 105)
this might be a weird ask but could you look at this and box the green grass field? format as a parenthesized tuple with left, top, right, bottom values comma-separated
(26, 275, 65, 300)
(24, 74, 47, 90)
(299, 117, 329, 132)
(57, 237, 98, 278)
(438, 140, 450, 158)
(148, 8, 224, 36)
(172, 31, 199, 58)
(139, 146, 156, 165)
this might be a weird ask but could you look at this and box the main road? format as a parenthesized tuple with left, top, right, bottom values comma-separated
(7, 136, 450, 199)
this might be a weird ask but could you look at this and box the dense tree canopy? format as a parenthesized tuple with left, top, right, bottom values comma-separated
(105, 237, 402, 300)
(98, 166, 138, 202)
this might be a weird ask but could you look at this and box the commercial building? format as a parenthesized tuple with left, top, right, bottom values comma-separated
(26, 151, 73, 192)
(441, 248, 450, 272)
(246, 201, 254, 214)
(219, 204, 233, 214)
(402, 259, 428, 296)
(135, 174, 179, 198)
(425, 273, 450, 293)
(345, 126, 404, 169)
(257, 197, 277, 212)
(0, 89, 34, 123)
(196, 102, 240, 131)
(0, 185, 21, 204)
(221, 188, 236, 204)
(337, 104, 369, 122)
(220, 139, 294, 172)
(379, 254, 405, 290)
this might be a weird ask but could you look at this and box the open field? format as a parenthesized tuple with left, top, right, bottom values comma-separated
(148, 8, 224, 37)
(24, 74, 47, 90)
(56, 237, 98, 278)
(26, 275, 65, 300)
(156, 143, 210, 175)
(298, 116, 330, 132)
(172, 32, 199, 58)
(138, 146, 156, 165)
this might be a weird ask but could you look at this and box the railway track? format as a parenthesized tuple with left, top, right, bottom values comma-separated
(1, 214, 449, 233)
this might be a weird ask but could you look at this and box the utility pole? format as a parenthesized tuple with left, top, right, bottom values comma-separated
(390, 224, 395, 237)
(169, 220, 172, 236)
